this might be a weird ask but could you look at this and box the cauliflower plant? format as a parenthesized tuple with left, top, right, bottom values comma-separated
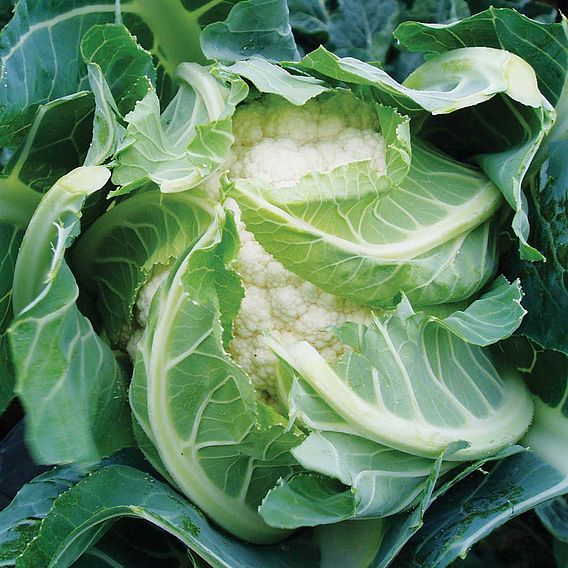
(130, 92, 385, 397)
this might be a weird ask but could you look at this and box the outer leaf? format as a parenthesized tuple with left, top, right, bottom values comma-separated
(395, 7, 568, 106)
(0, 225, 21, 414)
(430, 276, 526, 346)
(229, 138, 501, 308)
(271, 292, 533, 461)
(0, 93, 93, 415)
(0, 448, 150, 565)
(312, 519, 384, 568)
(310, 0, 400, 63)
(295, 45, 547, 115)
(9, 167, 132, 465)
(288, 0, 469, 79)
(1, 93, 94, 194)
(81, 24, 156, 119)
(0, 193, 31, 414)
(131, 211, 301, 544)
(221, 58, 327, 105)
(74, 520, 195, 568)
(537, 497, 568, 543)
(395, 8, 567, 260)
(259, 474, 356, 528)
(0, 424, 50, 514)
(81, 24, 156, 166)
(397, 453, 568, 566)
(200, 0, 300, 63)
(17, 465, 321, 568)
(0, 466, 83, 565)
(410, 59, 552, 255)
(524, 350, 568, 476)
(393, 349, 568, 567)
(366, 446, 523, 566)
(504, 140, 568, 354)
(0, 0, 238, 147)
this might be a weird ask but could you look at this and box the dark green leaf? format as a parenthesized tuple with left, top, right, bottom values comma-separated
(536, 497, 568, 543)
(18, 465, 321, 568)
(289, 0, 401, 63)
(395, 7, 568, 105)
(200, 0, 300, 62)
(395, 452, 568, 567)
(0, 465, 83, 565)
(505, 140, 568, 353)
(74, 520, 194, 568)
(0, 0, 236, 147)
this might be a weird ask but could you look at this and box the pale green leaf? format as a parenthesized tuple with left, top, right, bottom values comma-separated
(229, 140, 501, 308)
(131, 211, 301, 544)
(271, 294, 533, 461)
(9, 167, 132, 465)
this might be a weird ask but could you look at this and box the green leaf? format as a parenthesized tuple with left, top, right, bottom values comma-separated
(229, 137, 501, 308)
(81, 23, 156, 166)
(296, 45, 548, 115)
(467, 1, 556, 22)
(221, 58, 327, 105)
(0, 93, 94, 417)
(295, 45, 553, 260)
(18, 465, 321, 568)
(200, 0, 300, 63)
(270, 293, 533, 461)
(504, 140, 568, 354)
(395, 7, 568, 106)
(8, 167, 132, 465)
(536, 497, 568, 543)
(312, 519, 385, 568)
(72, 188, 214, 343)
(260, 433, 451, 528)
(364, 446, 522, 566)
(0, 448, 151, 565)
(432, 276, 526, 346)
(524, 350, 568, 476)
(0, 224, 21, 414)
(112, 66, 248, 194)
(394, 7, 566, 260)
(391, 348, 568, 567)
(397, 453, 568, 566)
(1, 93, 95, 194)
(289, 0, 401, 64)
(131, 211, 301, 544)
(0, 0, 15, 31)
(260, 474, 356, 528)
(0, 465, 83, 565)
(0, 0, 238, 147)
(81, 24, 156, 118)
(75, 520, 195, 568)
(404, 0, 470, 23)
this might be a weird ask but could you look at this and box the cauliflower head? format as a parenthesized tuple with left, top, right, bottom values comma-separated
(132, 92, 387, 398)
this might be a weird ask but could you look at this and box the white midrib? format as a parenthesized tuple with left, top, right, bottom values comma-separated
(239, 180, 502, 260)
(146, 226, 286, 544)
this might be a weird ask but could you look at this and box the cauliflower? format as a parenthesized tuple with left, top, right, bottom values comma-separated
(132, 92, 387, 397)
(228, 209, 372, 397)
(229, 93, 386, 187)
